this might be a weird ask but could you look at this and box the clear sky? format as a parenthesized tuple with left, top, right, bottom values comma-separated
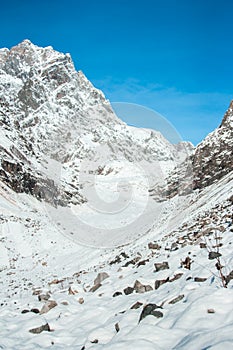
(1, 0, 232, 144)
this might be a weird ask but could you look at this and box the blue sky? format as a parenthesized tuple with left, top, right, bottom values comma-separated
(1, 0, 232, 144)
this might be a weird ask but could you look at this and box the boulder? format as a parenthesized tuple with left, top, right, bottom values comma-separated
(40, 300, 57, 314)
(113, 291, 122, 297)
(139, 303, 163, 322)
(89, 283, 102, 292)
(130, 301, 143, 310)
(133, 280, 153, 293)
(155, 277, 169, 290)
(208, 251, 222, 260)
(154, 261, 169, 272)
(194, 277, 207, 282)
(29, 323, 51, 334)
(94, 272, 109, 285)
(168, 294, 184, 304)
(123, 286, 134, 295)
(148, 242, 161, 250)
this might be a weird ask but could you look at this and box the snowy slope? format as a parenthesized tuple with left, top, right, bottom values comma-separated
(0, 172, 232, 349)
(0, 41, 232, 349)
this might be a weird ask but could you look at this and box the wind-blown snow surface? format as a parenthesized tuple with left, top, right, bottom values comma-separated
(0, 41, 233, 349)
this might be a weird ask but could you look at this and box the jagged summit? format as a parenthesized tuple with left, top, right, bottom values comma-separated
(220, 99, 233, 127)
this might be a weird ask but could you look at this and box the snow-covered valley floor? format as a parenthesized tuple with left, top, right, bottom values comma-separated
(0, 171, 233, 349)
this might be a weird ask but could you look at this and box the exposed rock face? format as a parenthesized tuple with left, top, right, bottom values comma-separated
(0, 158, 64, 206)
(192, 100, 233, 189)
(152, 100, 233, 199)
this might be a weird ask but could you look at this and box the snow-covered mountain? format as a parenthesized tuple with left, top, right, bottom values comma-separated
(0, 40, 189, 202)
(0, 40, 194, 247)
(193, 100, 233, 189)
(0, 41, 232, 349)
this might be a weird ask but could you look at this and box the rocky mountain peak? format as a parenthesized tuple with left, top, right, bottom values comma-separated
(192, 100, 233, 189)
(220, 99, 233, 128)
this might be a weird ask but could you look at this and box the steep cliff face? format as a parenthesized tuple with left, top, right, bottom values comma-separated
(193, 100, 233, 189)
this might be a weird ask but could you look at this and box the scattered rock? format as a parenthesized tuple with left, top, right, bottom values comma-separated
(200, 242, 207, 248)
(21, 309, 30, 314)
(226, 270, 233, 285)
(181, 256, 192, 270)
(30, 308, 40, 314)
(110, 252, 129, 265)
(32, 289, 42, 296)
(94, 272, 109, 285)
(169, 273, 183, 282)
(148, 242, 161, 250)
(38, 293, 50, 302)
(207, 308, 215, 314)
(90, 339, 98, 344)
(123, 286, 134, 295)
(208, 251, 222, 260)
(170, 242, 178, 251)
(168, 294, 184, 304)
(194, 277, 207, 282)
(121, 252, 129, 259)
(29, 323, 51, 334)
(123, 256, 141, 267)
(68, 286, 76, 295)
(155, 277, 169, 290)
(154, 261, 169, 272)
(133, 280, 153, 293)
(89, 283, 102, 293)
(61, 301, 69, 305)
(113, 291, 122, 297)
(130, 301, 143, 309)
(78, 298, 84, 304)
(139, 303, 163, 322)
(115, 323, 120, 333)
(49, 279, 65, 285)
(215, 261, 224, 271)
(136, 259, 149, 267)
(40, 300, 57, 314)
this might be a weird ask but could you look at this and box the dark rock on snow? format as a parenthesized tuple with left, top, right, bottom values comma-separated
(123, 286, 134, 295)
(130, 301, 143, 310)
(113, 291, 122, 297)
(139, 303, 163, 322)
(154, 261, 169, 272)
(29, 323, 51, 334)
